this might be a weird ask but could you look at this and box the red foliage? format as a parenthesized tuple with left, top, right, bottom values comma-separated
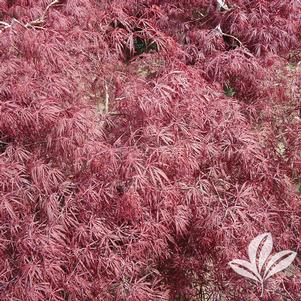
(0, 0, 300, 300)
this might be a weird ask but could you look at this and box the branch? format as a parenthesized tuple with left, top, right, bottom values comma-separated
(104, 82, 109, 114)
(0, 0, 60, 32)
(0, 21, 11, 28)
(0, 21, 11, 33)
(25, 0, 60, 28)
(221, 32, 243, 47)
(44, 0, 60, 16)
(214, 24, 243, 47)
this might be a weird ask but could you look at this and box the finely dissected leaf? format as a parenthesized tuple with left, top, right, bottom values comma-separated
(229, 259, 262, 283)
(264, 251, 297, 280)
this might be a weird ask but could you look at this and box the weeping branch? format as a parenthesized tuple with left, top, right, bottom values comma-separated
(26, 0, 60, 28)
(0, 0, 60, 32)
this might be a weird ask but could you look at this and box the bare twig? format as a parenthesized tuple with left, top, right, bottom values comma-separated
(0, 21, 11, 33)
(25, 0, 60, 28)
(214, 24, 243, 48)
(43, 0, 60, 16)
(221, 32, 243, 47)
(0, 21, 11, 28)
(104, 82, 109, 114)
(11, 18, 27, 28)
(0, 0, 60, 33)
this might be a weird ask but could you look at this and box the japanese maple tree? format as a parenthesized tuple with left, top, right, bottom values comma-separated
(0, 0, 300, 300)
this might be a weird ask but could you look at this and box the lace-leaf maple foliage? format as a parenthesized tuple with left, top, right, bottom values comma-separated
(0, 0, 300, 300)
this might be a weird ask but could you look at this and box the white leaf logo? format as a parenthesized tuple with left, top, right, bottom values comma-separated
(228, 232, 297, 297)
